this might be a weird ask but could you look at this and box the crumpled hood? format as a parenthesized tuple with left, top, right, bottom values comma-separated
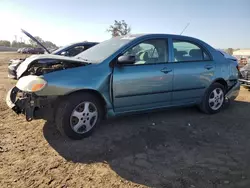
(10, 59, 24, 64)
(16, 54, 86, 79)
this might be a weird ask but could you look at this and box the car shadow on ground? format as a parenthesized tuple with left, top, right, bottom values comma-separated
(43, 101, 250, 188)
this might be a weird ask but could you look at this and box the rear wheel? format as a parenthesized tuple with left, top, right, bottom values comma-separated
(200, 83, 225, 114)
(55, 93, 104, 140)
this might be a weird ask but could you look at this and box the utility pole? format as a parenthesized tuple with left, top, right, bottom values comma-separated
(20, 37, 23, 47)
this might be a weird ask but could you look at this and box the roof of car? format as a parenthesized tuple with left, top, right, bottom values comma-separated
(68, 41, 99, 45)
(115, 34, 212, 49)
(121, 33, 199, 40)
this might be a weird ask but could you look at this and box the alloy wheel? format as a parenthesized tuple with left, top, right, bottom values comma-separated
(208, 88, 224, 111)
(70, 102, 98, 134)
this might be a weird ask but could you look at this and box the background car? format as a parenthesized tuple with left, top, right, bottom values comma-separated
(8, 29, 98, 79)
(239, 57, 249, 68)
(20, 48, 28, 53)
(6, 34, 240, 140)
(51, 42, 98, 57)
(239, 58, 250, 88)
(21, 47, 45, 54)
(17, 48, 24, 53)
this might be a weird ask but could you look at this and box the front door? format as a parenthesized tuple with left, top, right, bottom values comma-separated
(112, 39, 174, 113)
(171, 39, 215, 104)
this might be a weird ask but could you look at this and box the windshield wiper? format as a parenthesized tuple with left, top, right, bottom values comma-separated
(77, 57, 90, 61)
(76, 57, 92, 64)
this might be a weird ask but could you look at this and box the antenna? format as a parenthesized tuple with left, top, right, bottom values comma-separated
(180, 23, 190, 35)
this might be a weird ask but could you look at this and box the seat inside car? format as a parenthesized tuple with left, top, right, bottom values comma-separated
(135, 51, 149, 64)
(189, 49, 203, 61)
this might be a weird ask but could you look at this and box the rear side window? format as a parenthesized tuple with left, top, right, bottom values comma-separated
(173, 40, 211, 62)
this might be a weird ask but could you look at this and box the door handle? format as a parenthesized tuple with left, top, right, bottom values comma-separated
(161, 67, 172, 74)
(204, 65, 213, 70)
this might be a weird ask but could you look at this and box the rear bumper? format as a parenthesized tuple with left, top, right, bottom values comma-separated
(6, 87, 58, 121)
(239, 79, 250, 88)
(225, 80, 240, 100)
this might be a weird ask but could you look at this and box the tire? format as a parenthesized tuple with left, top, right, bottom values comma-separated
(55, 92, 104, 140)
(200, 83, 226, 114)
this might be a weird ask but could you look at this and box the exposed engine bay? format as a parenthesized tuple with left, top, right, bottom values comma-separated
(25, 60, 85, 76)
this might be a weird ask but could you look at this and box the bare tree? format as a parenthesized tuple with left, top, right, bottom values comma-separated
(107, 20, 131, 37)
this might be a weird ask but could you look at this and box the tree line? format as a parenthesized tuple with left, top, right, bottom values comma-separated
(0, 37, 57, 49)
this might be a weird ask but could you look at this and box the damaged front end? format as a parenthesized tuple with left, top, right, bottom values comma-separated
(8, 59, 25, 79)
(16, 54, 88, 79)
(6, 75, 58, 121)
(6, 86, 58, 121)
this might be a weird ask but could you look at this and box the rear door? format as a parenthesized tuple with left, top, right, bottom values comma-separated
(170, 38, 215, 104)
(112, 38, 174, 113)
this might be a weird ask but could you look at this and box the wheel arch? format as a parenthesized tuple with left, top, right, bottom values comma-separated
(65, 89, 107, 108)
(211, 78, 228, 90)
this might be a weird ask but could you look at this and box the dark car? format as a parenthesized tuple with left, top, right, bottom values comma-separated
(17, 48, 24, 53)
(8, 29, 98, 79)
(50, 42, 97, 57)
(22, 47, 44, 54)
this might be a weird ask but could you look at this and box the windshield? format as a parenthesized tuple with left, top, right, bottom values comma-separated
(75, 36, 135, 63)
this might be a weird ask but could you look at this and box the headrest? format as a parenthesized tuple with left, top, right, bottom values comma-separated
(189, 49, 202, 57)
(139, 51, 149, 61)
(143, 52, 149, 61)
(174, 48, 178, 54)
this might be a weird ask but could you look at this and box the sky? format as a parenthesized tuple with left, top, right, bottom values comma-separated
(0, 0, 249, 48)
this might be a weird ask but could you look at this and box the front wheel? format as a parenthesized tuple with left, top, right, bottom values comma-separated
(55, 93, 104, 140)
(200, 83, 225, 114)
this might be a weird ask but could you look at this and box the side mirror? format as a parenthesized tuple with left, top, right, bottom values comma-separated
(117, 55, 135, 65)
(61, 51, 69, 56)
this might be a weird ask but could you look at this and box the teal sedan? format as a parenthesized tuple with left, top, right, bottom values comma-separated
(6, 34, 240, 139)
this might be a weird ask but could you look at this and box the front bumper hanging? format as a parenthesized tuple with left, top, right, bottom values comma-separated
(225, 80, 240, 100)
(6, 87, 36, 121)
(6, 87, 57, 122)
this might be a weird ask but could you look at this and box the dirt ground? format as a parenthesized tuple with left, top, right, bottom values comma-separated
(0, 53, 250, 188)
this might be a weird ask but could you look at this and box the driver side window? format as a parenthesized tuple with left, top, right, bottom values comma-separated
(123, 39, 168, 65)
